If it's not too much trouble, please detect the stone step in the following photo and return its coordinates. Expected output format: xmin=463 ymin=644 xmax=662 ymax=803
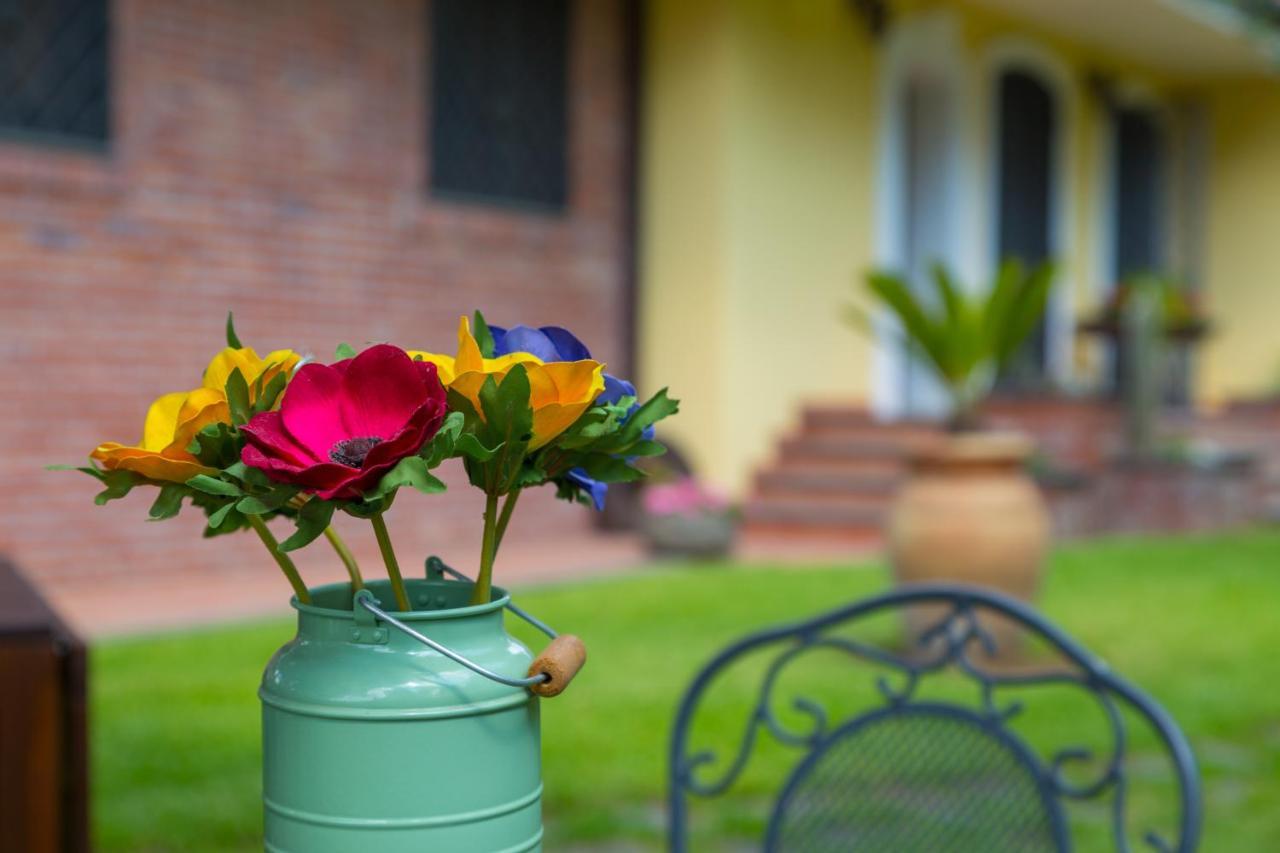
xmin=800 ymin=406 xmax=879 ymax=431
xmin=742 ymin=494 xmax=888 ymax=528
xmin=777 ymin=431 xmax=934 ymax=462
xmin=755 ymin=466 xmax=902 ymax=496
xmin=803 ymin=409 xmax=940 ymax=438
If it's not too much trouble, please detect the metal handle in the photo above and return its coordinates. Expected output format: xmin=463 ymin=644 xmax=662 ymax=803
xmin=356 ymin=592 xmax=551 ymax=690
xmin=426 ymin=556 xmax=557 ymax=640
xmin=351 ymin=557 xmax=563 ymax=691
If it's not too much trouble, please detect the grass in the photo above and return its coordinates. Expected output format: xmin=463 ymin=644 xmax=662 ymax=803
xmin=93 ymin=530 xmax=1280 ymax=851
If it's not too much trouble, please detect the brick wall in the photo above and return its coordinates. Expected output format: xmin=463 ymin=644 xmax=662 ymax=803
xmin=0 ymin=0 xmax=633 ymax=594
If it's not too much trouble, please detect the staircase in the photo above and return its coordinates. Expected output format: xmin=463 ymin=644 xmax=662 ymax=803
xmin=742 ymin=407 xmax=943 ymax=551
xmin=741 ymin=398 xmax=1280 ymax=555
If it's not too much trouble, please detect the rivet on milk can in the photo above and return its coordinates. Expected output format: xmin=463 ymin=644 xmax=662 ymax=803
xmin=260 ymin=557 xmax=585 ymax=852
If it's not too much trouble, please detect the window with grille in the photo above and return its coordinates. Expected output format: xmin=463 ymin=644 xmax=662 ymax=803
xmin=0 ymin=0 xmax=110 ymax=147
xmin=428 ymin=0 xmax=570 ymax=211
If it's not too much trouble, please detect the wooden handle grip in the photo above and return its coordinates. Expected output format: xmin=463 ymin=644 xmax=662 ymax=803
xmin=527 ymin=634 xmax=586 ymax=697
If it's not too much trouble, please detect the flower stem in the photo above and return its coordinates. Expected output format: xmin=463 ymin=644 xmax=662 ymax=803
xmin=322 ymin=525 xmax=364 ymax=592
xmin=469 ymin=492 xmax=501 ymax=606
xmin=370 ymin=512 xmax=411 ymax=611
xmin=247 ymin=515 xmax=311 ymax=605
xmin=493 ymin=488 xmax=522 ymax=556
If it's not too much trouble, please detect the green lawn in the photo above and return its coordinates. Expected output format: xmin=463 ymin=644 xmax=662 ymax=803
xmin=93 ymin=530 xmax=1280 ymax=851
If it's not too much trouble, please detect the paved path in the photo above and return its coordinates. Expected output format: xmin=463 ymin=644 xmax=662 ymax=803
xmin=41 ymin=529 xmax=649 ymax=638
xmin=36 ymin=526 xmax=880 ymax=638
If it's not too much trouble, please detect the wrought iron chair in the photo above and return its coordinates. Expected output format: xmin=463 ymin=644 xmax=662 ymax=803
xmin=668 ymin=584 xmax=1200 ymax=852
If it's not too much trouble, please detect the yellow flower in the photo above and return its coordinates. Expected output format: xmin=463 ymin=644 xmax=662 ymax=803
xmin=90 ymin=347 xmax=301 ymax=483
xmin=202 ymin=347 xmax=300 ymax=397
xmin=411 ymin=318 xmax=604 ymax=450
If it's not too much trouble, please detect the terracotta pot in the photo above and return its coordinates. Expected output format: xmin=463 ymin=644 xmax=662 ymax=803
xmin=888 ymin=432 xmax=1050 ymax=654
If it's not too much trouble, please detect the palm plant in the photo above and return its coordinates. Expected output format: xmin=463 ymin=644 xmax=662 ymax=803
xmin=851 ymin=260 xmax=1056 ymax=430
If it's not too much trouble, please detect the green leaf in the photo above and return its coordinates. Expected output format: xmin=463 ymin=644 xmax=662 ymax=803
xmin=252 ymin=371 xmax=288 ymax=414
xmin=626 ymin=439 xmax=668 ymax=458
xmin=867 ymin=271 xmax=952 ymax=382
xmin=335 ymin=342 xmax=357 ymax=360
xmin=603 ymin=389 xmax=679 ymax=450
xmin=187 ymin=422 xmax=242 ymax=469
xmin=473 ymin=310 xmax=495 ymax=359
xmin=420 ymin=411 xmax=464 ymax=468
xmin=477 ymin=365 xmax=534 ymax=494
xmin=226 ymin=311 xmax=243 ymax=348
xmin=279 ymin=499 xmax=335 ymax=552
xmin=930 ymin=264 xmax=980 ymax=381
xmin=446 ymin=388 xmax=481 ymax=423
xmin=220 ymin=461 xmax=269 ymax=488
xmin=363 ymin=456 xmax=448 ymax=501
xmin=338 ymin=498 xmax=384 ymax=520
xmin=236 ymin=484 xmax=298 ymax=515
xmin=577 ymin=455 xmax=645 ymax=483
xmin=93 ymin=470 xmax=138 ymax=505
xmin=187 ymin=474 xmax=244 ymax=497
xmin=992 ymin=261 xmax=1056 ymax=367
xmin=479 ymin=366 xmax=534 ymax=441
xmin=553 ymin=476 xmax=598 ymax=508
xmin=148 ymin=484 xmax=187 ymax=520
xmin=225 ymin=367 xmax=251 ymax=426
xmin=552 ymin=406 xmax=624 ymax=450
xmin=454 ymin=433 xmax=498 ymax=462
xmin=52 ymin=463 xmax=111 ymax=484
xmin=48 ymin=463 xmax=97 ymax=474
xmin=515 ymin=463 xmax=549 ymax=489
xmin=207 ymin=501 xmax=237 ymax=528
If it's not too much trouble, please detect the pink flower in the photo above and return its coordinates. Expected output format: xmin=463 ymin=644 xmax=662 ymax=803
xmin=643 ymin=477 xmax=730 ymax=517
xmin=241 ymin=345 xmax=447 ymax=501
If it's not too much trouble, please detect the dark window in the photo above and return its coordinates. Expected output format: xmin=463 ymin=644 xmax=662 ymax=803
xmin=0 ymin=0 xmax=110 ymax=147
xmin=428 ymin=0 xmax=570 ymax=210
xmin=1114 ymin=108 xmax=1164 ymax=280
xmin=995 ymin=69 xmax=1056 ymax=387
xmin=1111 ymin=107 xmax=1169 ymax=399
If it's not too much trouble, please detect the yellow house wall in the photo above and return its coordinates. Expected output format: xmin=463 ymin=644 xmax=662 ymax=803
xmin=1201 ymin=80 xmax=1280 ymax=405
xmin=640 ymin=0 xmax=733 ymax=486
xmin=642 ymin=0 xmax=877 ymax=493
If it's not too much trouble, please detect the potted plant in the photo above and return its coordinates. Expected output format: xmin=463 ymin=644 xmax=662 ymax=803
xmin=64 ymin=313 xmax=677 ymax=851
xmin=1077 ymin=272 xmax=1210 ymax=343
xmin=854 ymin=261 xmax=1056 ymax=611
xmin=1078 ymin=273 xmax=1212 ymax=459
xmin=642 ymin=475 xmax=737 ymax=559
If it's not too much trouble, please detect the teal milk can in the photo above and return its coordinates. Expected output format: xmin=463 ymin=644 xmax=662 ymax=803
xmin=260 ymin=562 xmax=573 ymax=853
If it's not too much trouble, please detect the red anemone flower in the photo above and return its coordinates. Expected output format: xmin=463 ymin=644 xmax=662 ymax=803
xmin=241 ymin=344 xmax=447 ymax=501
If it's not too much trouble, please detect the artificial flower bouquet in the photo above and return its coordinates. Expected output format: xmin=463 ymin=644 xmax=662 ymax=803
xmin=67 ymin=312 xmax=677 ymax=611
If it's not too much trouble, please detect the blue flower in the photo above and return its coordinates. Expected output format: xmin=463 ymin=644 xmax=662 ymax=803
xmin=566 ymin=468 xmax=610 ymax=511
xmin=490 ymin=322 xmax=654 ymax=511
xmin=490 ymin=324 xmax=592 ymax=363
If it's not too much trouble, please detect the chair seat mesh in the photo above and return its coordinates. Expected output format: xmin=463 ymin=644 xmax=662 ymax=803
xmin=770 ymin=709 xmax=1060 ymax=853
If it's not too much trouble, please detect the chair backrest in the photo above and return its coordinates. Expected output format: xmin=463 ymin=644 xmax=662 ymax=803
xmin=668 ymin=584 xmax=1200 ymax=852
